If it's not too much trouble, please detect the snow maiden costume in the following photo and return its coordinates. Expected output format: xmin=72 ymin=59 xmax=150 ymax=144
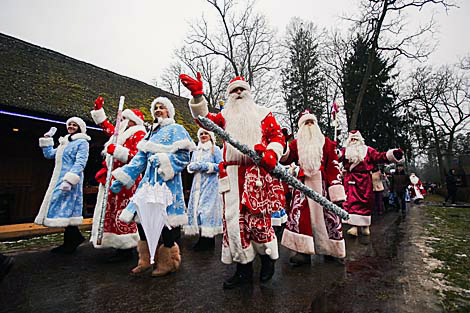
xmin=184 ymin=128 xmax=223 ymax=250
xmin=89 ymin=96 xmax=147 ymax=261
xmin=35 ymin=117 xmax=90 ymax=253
xmin=339 ymin=130 xmax=404 ymax=236
xmin=180 ymin=73 xmax=285 ymax=288
xmin=111 ymin=97 xmax=196 ymax=276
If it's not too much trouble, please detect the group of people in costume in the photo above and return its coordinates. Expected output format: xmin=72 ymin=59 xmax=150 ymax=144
xmin=33 ymin=70 xmax=410 ymax=289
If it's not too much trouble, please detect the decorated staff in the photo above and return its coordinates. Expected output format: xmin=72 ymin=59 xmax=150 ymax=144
xmin=89 ymin=96 xmax=147 ymax=263
xmin=331 ymin=101 xmax=339 ymax=142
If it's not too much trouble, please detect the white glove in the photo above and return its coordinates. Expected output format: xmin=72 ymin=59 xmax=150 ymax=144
xmin=44 ymin=127 xmax=57 ymax=137
xmin=119 ymin=209 xmax=135 ymax=223
xmin=59 ymin=181 xmax=72 ymax=191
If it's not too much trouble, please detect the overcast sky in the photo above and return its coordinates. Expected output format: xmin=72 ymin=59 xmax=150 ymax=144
xmin=0 ymin=0 xmax=468 ymax=85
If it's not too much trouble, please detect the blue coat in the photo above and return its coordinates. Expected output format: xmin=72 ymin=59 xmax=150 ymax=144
xmin=113 ymin=119 xmax=195 ymax=226
xmin=184 ymin=144 xmax=223 ymax=237
xmin=35 ymin=133 xmax=90 ymax=227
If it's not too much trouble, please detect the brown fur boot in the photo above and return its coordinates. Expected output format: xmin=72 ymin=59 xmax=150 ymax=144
xmin=170 ymin=243 xmax=181 ymax=271
xmin=152 ymin=245 xmax=175 ymax=277
xmin=131 ymin=240 xmax=151 ymax=275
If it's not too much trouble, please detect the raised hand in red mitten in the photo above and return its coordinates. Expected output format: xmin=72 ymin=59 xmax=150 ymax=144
xmin=94 ymin=96 xmax=104 ymax=110
xmin=260 ymin=150 xmax=278 ymax=172
xmin=107 ymin=144 xmax=116 ymax=155
xmin=393 ymin=148 xmax=404 ymax=161
xmin=179 ymin=72 xmax=204 ymax=97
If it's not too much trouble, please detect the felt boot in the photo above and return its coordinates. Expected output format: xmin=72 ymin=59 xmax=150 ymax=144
xmin=131 ymin=241 xmax=152 ymax=274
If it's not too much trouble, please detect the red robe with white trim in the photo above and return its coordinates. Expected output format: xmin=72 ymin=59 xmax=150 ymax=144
xmin=339 ymin=146 xmax=395 ymax=227
xmin=90 ymin=119 xmax=146 ymax=249
xmin=409 ymin=176 xmax=426 ymax=200
xmin=281 ymin=138 xmax=347 ymax=258
xmin=193 ymin=101 xmax=285 ymax=264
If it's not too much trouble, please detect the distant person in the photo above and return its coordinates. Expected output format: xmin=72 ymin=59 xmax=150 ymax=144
xmin=444 ymin=169 xmax=458 ymax=205
xmin=409 ymin=173 xmax=426 ymax=204
xmin=35 ymin=117 xmax=90 ymax=253
xmin=372 ymin=168 xmax=385 ymax=215
xmin=381 ymin=171 xmax=391 ymax=212
xmin=391 ymin=164 xmax=410 ymax=215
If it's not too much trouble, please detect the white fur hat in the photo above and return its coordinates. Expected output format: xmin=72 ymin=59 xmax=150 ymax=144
xmin=66 ymin=117 xmax=87 ymax=134
xmin=151 ymin=97 xmax=175 ymax=119
xmin=197 ymin=128 xmax=216 ymax=144
xmin=298 ymin=109 xmax=318 ymax=129
xmin=122 ymin=109 xmax=145 ymax=125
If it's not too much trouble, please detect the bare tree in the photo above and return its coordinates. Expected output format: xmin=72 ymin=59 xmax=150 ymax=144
xmin=407 ymin=64 xmax=470 ymax=182
xmin=160 ymin=62 xmax=185 ymax=97
xmin=345 ymin=0 xmax=456 ymax=130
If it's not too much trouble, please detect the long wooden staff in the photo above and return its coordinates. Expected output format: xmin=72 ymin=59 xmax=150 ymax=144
xmin=96 ymin=96 xmax=125 ymax=245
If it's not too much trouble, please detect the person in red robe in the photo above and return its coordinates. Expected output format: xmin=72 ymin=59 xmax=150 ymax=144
xmin=409 ymin=173 xmax=426 ymax=203
xmin=89 ymin=97 xmax=147 ymax=263
xmin=339 ymin=130 xmax=404 ymax=236
xmin=180 ymin=73 xmax=285 ymax=289
xmin=280 ymin=110 xmax=346 ymax=266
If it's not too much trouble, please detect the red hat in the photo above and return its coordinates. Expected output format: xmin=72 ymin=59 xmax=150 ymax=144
xmin=298 ymin=109 xmax=318 ymax=128
xmin=226 ymin=76 xmax=251 ymax=95
xmin=122 ymin=108 xmax=145 ymax=125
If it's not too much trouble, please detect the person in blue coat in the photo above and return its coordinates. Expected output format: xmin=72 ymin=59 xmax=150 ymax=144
xmin=184 ymin=128 xmax=223 ymax=251
xmin=111 ymin=97 xmax=196 ymax=277
xmin=35 ymin=117 xmax=90 ymax=253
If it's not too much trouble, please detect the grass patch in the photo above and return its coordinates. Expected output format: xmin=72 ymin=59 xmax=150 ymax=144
xmin=424 ymin=205 xmax=470 ymax=312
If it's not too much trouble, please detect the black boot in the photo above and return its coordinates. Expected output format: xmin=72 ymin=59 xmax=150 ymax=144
xmin=107 ymin=248 xmax=134 ymax=263
xmin=289 ymin=252 xmax=311 ymax=267
xmin=194 ymin=237 xmax=216 ymax=251
xmin=51 ymin=227 xmax=71 ymax=253
xmin=223 ymin=262 xmax=253 ymax=289
xmin=62 ymin=226 xmax=85 ymax=254
xmin=259 ymin=255 xmax=275 ymax=282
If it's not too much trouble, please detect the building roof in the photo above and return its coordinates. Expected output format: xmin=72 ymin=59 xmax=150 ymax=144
xmin=0 ymin=32 xmax=198 ymax=137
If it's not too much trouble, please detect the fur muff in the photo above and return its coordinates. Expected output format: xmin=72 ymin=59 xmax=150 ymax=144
xmin=131 ymin=240 xmax=152 ymax=274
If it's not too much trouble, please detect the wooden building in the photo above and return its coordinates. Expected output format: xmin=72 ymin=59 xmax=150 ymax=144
xmin=0 ymin=33 xmax=197 ymax=225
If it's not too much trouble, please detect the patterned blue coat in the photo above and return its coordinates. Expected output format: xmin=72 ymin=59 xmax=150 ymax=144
xmin=184 ymin=144 xmax=223 ymax=238
xmin=113 ymin=119 xmax=195 ymax=226
xmin=35 ymin=133 xmax=90 ymax=227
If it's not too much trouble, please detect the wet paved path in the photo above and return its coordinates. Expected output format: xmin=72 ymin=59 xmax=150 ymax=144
xmin=1 ymin=210 xmax=406 ymax=313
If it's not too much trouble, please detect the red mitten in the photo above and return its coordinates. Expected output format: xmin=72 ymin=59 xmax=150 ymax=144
xmin=179 ymin=72 xmax=204 ymax=97
xmin=95 ymin=168 xmax=107 ymax=184
xmin=107 ymin=144 xmax=116 ymax=155
xmin=393 ymin=148 xmax=404 ymax=160
xmin=260 ymin=149 xmax=277 ymax=172
xmin=94 ymin=96 xmax=104 ymax=110
xmin=254 ymin=143 xmax=267 ymax=155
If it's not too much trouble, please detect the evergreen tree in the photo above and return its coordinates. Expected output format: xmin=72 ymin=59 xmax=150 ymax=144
xmin=281 ymin=21 xmax=325 ymax=133
xmin=342 ymin=35 xmax=410 ymax=152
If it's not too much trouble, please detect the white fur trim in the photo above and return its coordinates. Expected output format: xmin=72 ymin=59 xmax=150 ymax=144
xmin=206 ymin=163 xmax=215 ymax=174
xmin=137 ymin=139 xmax=196 ymax=154
xmin=183 ymin=225 xmax=200 ymax=236
xmin=343 ymin=214 xmax=371 ymax=227
xmin=66 ymin=116 xmax=87 ymax=134
xmin=112 ymin=167 xmax=134 ymax=189
xmin=386 ymin=149 xmax=404 ymax=163
xmin=63 ymin=172 xmax=80 ymax=185
xmin=156 ymin=153 xmax=175 ymax=181
xmin=188 ymin=97 xmax=209 ymax=119
xmin=271 ymin=214 xmax=287 ymax=226
xmin=43 ymin=216 xmax=83 ymax=227
xmin=197 ymin=127 xmax=216 ymax=144
xmin=70 ymin=133 xmax=91 ymax=141
xmin=39 ymin=137 xmax=54 ymax=147
xmin=151 ymin=97 xmax=175 ymax=119
xmin=122 ymin=109 xmax=144 ymax=125
xmin=167 ymin=214 xmax=188 ymax=227
xmin=298 ymin=113 xmax=317 ymax=129
xmin=218 ymin=175 xmax=230 ymax=193
xmin=280 ymin=144 xmax=290 ymax=162
xmin=266 ymin=142 xmax=284 ymax=160
xmin=113 ymin=145 xmax=130 ymax=163
xmin=281 ymin=229 xmax=316 ymax=254
xmin=328 ymin=185 xmax=346 ymax=203
xmin=200 ymin=226 xmax=223 ymax=238
xmin=119 ymin=209 xmax=135 ymax=224
xmin=252 ymin=239 xmax=279 ymax=260
xmin=226 ymin=79 xmax=251 ymax=95
xmin=90 ymin=108 xmax=107 ymax=125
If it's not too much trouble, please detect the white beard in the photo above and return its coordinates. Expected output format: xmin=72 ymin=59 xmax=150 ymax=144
xmin=222 ymin=91 xmax=264 ymax=162
xmin=410 ymin=175 xmax=419 ymax=185
xmin=297 ymin=123 xmax=325 ymax=176
xmin=345 ymin=141 xmax=367 ymax=164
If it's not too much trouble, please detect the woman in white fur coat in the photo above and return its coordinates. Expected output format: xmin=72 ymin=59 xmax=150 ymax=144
xmin=184 ymin=128 xmax=223 ymax=250
xmin=35 ymin=117 xmax=90 ymax=253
